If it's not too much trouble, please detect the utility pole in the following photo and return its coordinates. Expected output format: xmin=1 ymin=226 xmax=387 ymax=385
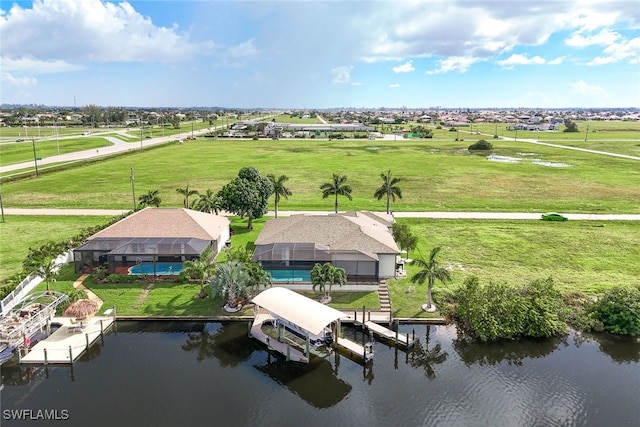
xmin=130 ymin=167 xmax=136 ymax=211
xmin=31 ymin=139 xmax=39 ymax=177
xmin=0 ymin=192 xmax=5 ymax=223
xmin=585 ymin=123 xmax=590 ymax=142
xmin=54 ymin=117 xmax=60 ymax=155
xmin=139 ymin=118 xmax=143 ymax=150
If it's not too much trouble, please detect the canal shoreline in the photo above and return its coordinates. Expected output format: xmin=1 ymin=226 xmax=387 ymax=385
xmin=114 ymin=315 xmax=448 ymax=324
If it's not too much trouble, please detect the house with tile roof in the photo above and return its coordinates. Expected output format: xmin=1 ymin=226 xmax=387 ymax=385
xmin=252 ymin=211 xmax=400 ymax=282
xmin=73 ymin=208 xmax=230 ymax=275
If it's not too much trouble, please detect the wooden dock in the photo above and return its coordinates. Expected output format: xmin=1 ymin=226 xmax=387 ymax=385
xmin=364 ymin=321 xmax=417 ymax=348
xmin=20 ymin=316 xmax=115 ymax=364
xmin=335 ymin=336 xmax=374 ymax=363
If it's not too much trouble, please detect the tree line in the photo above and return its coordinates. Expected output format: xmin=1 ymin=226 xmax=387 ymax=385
xmin=138 ymin=166 xmax=405 ymax=229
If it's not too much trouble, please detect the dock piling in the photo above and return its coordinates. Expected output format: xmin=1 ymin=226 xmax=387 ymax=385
xmin=68 ymin=346 xmax=73 ymax=363
xmin=44 ymin=348 xmax=48 ymax=365
xmin=85 ymin=333 xmax=90 ymax=350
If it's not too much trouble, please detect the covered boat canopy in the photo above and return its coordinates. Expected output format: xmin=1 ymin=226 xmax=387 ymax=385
xmin=252 ymin=287 xmax=347 ymax=336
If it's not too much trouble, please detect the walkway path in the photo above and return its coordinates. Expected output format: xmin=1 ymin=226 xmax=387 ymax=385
xmin=71 ymin=274 xmax=104 ymax=311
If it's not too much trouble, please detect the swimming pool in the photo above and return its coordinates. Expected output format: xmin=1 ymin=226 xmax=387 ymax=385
xmin=129 ymin=262 xmax=183 ymax=275
xmin=265 ymin=269 xmax=311 ymax=282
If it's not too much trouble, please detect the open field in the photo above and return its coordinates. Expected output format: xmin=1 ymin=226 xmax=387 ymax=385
xmin=273 ymin=114 xmax=323 ymax=124
xmin=2 ymin=138 xmax=639 ymax=213
xmin=0 ymin=215 xmax=114 ymax=279
xmin=0 ymin=137 xmax=113 ymax=167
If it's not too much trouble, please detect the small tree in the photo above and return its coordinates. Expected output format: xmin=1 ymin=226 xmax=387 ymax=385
xmin=311 ymin=262 xmax=346 ymax=304
xmin=180 ymin=247 xmax=215 ymax=298
xmin=320 ymin=173 xmax=353 ymax=213
xmin=34 ymin=256 xmax=62 ymax=294
xmin=219 ymin=167 xmax=273 ymax=230
xmin=468 ymin=140 xmax=493 ymax=151
xmin=138 ymin=190 xmax=161 ymax=208
xmin=391 ymin=223 xmax=417 ymax=259
xmin=563 ymin=119 xmax=579 ymax=133
xmin=373 ymin=170 xmax=402 ymax=214
xmin=194 ymin=189 xmax=222 ymax=215
xmin=267 ymin=174 xmax=292 ymax=218
xmin=210 ymin=260 xmax=250 ymax=312
xmin=176 ymin=184 xmax=199 ymax=208
xmin=410 ymin=247 xmax=451 ymax=312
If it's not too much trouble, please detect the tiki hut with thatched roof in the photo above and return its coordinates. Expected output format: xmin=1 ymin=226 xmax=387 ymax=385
xmin=64 ymin=299 xmax=99 ymax=319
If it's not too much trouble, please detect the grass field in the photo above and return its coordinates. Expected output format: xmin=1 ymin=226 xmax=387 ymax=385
xmin=0 ymin=215 xmax=114 ymax=279
xmin=2 ymin=137 xmax=639 ymax=213
xmin=0 ymin=137 xmax=114 ymax=167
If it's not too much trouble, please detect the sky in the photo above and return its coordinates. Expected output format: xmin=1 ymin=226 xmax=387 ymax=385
xmin=1 ymin=0 xmax=639 ymax=109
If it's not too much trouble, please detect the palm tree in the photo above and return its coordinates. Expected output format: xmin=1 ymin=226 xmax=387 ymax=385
xmin=176 ymin=184 xmax=199 ymax=208
xmin=194 ymin=189 xmax=222 ymax=214
xmin=320 ymin=173 xmax=352 ymax=213
xmin=410 ymin=247 xmax=451 ymax=312
xmin=210 ymin=259 xmax=250 ymax=311
xmin=374 ymin=170 xmax=402 ymax=214
xmin=138 ymin=189 xmax=161 ymax=208
xmin=311 ymin=262 xmax=346 ymax=304
xmin=267 ymin=174 xmax=292 ymax=218
xmin=180 ymin=247 xmax=215 ymax=298
xmin=28 ymin=253 xmax=62 ymax=294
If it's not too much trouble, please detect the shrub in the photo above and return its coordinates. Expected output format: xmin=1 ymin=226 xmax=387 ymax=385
xmin=587 ymin=287 xmax=640 ymax=335
xmin=106 ymin=274 xmax=138 ymax=283
xmin=468 ymin=140 xmax=493 ymax=150
xmin=452 ymin=276 xmax=567 ymax=341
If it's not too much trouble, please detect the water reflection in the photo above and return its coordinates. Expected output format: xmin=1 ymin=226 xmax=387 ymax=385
xmin=254 ymin=353 xmax=352 ymax=408
xmin=453 ymin=333 xmax=567 ymax=366
xmin=181 ymin=322 xmax=255 ymax=366
xmin=407 ymin=325 xmax=448 ymax=378
xmin=573 ymin=331 xmax=640 ymax=363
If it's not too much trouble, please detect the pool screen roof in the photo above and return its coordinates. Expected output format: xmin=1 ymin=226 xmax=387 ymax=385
xmin=76 ymin=237 xmax=210 ymax=256
xmin=252 ymin=287 xmax=347 ymax=336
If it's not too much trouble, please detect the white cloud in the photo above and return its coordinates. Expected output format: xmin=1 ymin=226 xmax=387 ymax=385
xmin=0 ymin=0 xmax=210 ymax=64
xmin=226 ymin=39 xmax=259 ymax=59
xmin=547 ymin=56 xmax=566 ymax=65
xmin=1 ymin=57 xmax=83 ymax=73
xmin=427 ymin=56 xmax=480 ymax=74
xmin=330 ymin=65 xmax=353 ymax=84
xmin=1 ymin=72 xmax=37 ymax=86
xmin=570 ymin=80 xmax=607 ymax=97
xmin=389 ymin=83 xmax=400 ymax=88
xmin=586 ymin=37 xmax=640 ymax=65
xmin=392 ymin=60 xmax=415 ymax=73
xmin=497 ymin=54 xmax=546 ymax=68
xmin=565 ymin=28 xmax=620 ymax=47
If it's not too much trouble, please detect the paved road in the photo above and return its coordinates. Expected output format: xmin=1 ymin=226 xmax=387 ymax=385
xmin=3 ymin=208 xmax=639 ymax=220
xmin=0 ymin=116 xmax=276 ymax=175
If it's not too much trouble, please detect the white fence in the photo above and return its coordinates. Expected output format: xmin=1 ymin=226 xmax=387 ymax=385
xmin=0 ymin=251 xmax=73 ymax=316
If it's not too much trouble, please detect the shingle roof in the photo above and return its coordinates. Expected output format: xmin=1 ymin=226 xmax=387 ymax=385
xmin=90 ymin=208 xmax=229 ymax=241
xmin=254 ymin=211 xmax=400 ymax=254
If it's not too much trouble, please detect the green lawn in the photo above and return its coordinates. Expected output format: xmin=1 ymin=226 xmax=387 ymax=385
xmin=0 ymin=137 xmax=113 ymax=167
xmin=12 ymin=215 xmax=640 ymax=318
xmin=3 ymin=138 xmax=639 ymax=213
xmin=0 ymin=215 xmax=115 ymax=280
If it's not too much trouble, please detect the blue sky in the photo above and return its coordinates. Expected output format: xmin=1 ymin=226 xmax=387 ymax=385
xmin=1 ymin=0 xmax=639 ymax=108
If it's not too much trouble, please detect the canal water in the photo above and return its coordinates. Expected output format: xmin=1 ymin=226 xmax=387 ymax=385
xmin=1 ymin=322 xmax=639 ymax=427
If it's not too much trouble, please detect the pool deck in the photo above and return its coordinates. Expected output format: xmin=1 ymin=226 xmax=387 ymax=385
xmin=20 ymin=316 xmax=115 ymax=364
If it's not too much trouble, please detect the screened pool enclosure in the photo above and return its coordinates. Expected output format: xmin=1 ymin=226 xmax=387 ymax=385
xmin=74 ymin=237 xmax=212 ymax=275
xmin=252 ymin=242 xmax=379 ymax=280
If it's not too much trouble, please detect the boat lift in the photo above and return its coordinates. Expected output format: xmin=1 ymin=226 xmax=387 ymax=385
xmin=0 ymin=291 xmax=69 ymax=363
